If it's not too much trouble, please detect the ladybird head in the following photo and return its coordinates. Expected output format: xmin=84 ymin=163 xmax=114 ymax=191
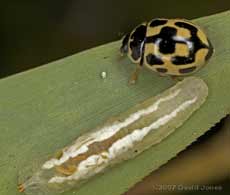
xmin=121 ymin=24 xmax=147 ymax=64
xmin=120 ymin=33 xmax=130 ymax=55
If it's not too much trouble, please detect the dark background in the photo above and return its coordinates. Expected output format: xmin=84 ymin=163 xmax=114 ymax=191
xmin=1 ymin=0 xmax=230 ymax=78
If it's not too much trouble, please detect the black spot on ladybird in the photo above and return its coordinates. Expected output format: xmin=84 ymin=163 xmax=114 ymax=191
xmin=158 ymin=27 xmax=177 ymax=54
xmin=171 ymin=56 xmax=194 ymax=65
xmin=149 ymin=19 xmax=168 ymax=27
xmin=146 ymin=27 xmax=177 ymax=54
xmin=130 ymin=25 xmax=146 ymax=40
xmin=179 ymin=66 xmax=196 ymax=74
xmin=175 ymin=22 xmax=198 ymax=36
xmin=146 ymin=54 xmax=164 ymax=65
xmin=156 ymin=68 xmax=168 ymax=73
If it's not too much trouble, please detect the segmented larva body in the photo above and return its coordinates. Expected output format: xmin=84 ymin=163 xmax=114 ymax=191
xmin=18 ymin=77 xmax=208 ymax=194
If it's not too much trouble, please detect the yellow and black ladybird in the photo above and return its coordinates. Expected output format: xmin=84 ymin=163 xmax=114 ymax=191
xmin=120 ymin=18 xmax=213 ymax=83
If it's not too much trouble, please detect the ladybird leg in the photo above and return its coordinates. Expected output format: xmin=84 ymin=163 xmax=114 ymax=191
xmin=129 ymin=64 xmax=142 ymax=84
xmin=18 ymin=184 xmax=25 ymax=192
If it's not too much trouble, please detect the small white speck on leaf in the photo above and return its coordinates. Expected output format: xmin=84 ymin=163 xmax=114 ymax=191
xmin=100 ymin=71 xmax=107 ymax=79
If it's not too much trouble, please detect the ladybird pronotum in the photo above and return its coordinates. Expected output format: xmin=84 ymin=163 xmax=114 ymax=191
xmin=18 ymin=77 xmax=208 ymax=194
xmin=120 ymin=18 xmax=214 ymax=83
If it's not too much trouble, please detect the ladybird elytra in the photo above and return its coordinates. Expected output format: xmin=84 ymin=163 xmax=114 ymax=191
xmin=120 ymin=18 xmax=214 ymax=82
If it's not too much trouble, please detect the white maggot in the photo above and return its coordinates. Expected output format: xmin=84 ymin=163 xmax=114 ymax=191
xmin=18 ymin=77 xmax=208 ymax=194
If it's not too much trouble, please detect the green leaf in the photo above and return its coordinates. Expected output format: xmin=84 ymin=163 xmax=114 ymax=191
xmin=0 ymin=11 xmax=229 ymax=195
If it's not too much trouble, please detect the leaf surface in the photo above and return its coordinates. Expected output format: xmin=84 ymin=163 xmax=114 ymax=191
xmin=0 ymin=11 xmax=229 ymax=195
